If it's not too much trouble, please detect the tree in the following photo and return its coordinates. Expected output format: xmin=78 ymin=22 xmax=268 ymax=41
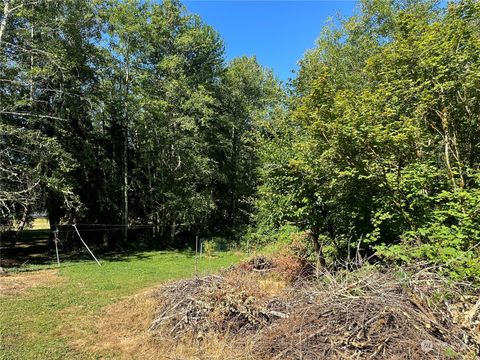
xmin=101 ymin=0 xmax=147 ymax=244
xmin=255 ymin=0 xmax=480 ymax=275
xmin=212 ymin=56 xmax=283 ymax=236
xmin=128 ymin=0 xmax=224 ymax=244
xmin=0 ymin=0 xmax=97 ymax=239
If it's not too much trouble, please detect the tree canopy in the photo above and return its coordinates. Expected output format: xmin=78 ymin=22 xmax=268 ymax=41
xmin=0 ymin=0 xmax=281 ymax=247
xmin=256 ymin=0 xmax=480 ymax=277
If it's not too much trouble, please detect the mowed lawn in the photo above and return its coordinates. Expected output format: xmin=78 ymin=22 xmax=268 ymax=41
xmin=0 ymin=250 xmax=244 ymax=359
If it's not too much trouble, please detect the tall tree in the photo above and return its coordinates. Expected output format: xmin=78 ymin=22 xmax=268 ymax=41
xmin=131 ymin=0 xmax=224 ymax=243
xmin=102 ymin=0 xmax=147 ymax=244
xmin=0 ymin=0 xmax=97 ymax=238
xmin=214 ymin=56 xmax=283 ymax=236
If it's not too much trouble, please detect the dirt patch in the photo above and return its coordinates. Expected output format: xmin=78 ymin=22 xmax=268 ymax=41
xmin=0 ymin=269 xmax=61 ymax=296
xmin=82 ymin=287 xmax=247 ymax=360
xmin=68 ymin=282 xmax=258 ymax=359
xmin=63 ymin=288 xmax=162 ymax=359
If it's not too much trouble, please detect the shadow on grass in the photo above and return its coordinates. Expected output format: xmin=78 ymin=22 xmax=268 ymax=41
xmin=0 ymin=229 xmax=196 ymax=270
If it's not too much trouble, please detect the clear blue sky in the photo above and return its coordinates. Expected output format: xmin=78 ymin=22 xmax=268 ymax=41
xmin=184 ymin=0 xmax=358 ymax=83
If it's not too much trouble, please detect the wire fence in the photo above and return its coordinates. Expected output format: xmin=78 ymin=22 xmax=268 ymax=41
xmin=1 ymin=222 xmax=244 ymax=275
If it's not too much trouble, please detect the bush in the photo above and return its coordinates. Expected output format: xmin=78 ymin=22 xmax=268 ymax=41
xmin=375 ymin=185 xmax=480 ymax=283
xmin=201 ymin=237 xmax=232 ymax=256
xmin=242 ymin=224 xmax=302 ymax=253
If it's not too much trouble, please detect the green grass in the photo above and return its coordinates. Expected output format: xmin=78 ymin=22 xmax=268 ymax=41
xmin=0 ymin=250 xmax=244 ymax=360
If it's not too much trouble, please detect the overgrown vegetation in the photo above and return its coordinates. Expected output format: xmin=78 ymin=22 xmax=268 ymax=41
xmin=2 ymin=0 xmax=479 ymax=279
xmin=254 ymin=0 xmax=480 ymax=280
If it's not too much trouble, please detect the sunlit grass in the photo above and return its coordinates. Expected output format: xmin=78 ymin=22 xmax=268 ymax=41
xmin=11 ymin=218 xmax=50 ymax=231
xmin=0 ymin=250 xmax=244 ymax=360
xmin=30 ymin=218 xmax=50 ymax=230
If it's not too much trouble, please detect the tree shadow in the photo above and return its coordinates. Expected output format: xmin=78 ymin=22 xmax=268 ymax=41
xmin=0 ymin=229 xmax=187 ymax=269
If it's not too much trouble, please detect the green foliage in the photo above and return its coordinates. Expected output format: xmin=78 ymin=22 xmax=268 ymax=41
xmin=243 ymin=224 xmax=302 ymax=252
xmin=255 ymin=0 xmax=480 ymax=276
xmin=376 ymin=177 xmax=480 ymax=281
xmin=202 ymin=239 xmax=216 ymax=256
xmin=201 ymin=236 xmax=233 ymax=255
xmin=3 ymin=0 xmax=479 ymax=277
xmin=212 ymin=56 xmax=284 ymax=235
xmin=1 ymin=0 xmax=282 ymax=247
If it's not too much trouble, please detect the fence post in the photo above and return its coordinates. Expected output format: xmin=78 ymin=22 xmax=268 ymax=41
xmin=54 ymin=225 xmax=60 ymax=266
xmin=195 ymin=235 xmax=199 ymax=277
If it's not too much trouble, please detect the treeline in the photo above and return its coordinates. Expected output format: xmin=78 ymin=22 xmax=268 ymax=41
xmin=254 ymin=0 xmax=480 ymax=278
xmin=2 ymin=0 xmax=480 ymax=275
xmin=0 ymin=0 xmax=282 ymax=247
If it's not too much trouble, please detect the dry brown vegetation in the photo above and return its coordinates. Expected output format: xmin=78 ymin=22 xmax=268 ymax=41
xmin=88 ymin=253 xmax=480 ymax=359
xmin=0 ymin=269 xmax=61 ymax=296
xmin=88 ymin=289 xmax=160 ymax=359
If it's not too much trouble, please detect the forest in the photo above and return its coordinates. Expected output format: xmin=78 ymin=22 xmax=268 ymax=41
xmin=2 ymin=0 xmax=479 ymax=278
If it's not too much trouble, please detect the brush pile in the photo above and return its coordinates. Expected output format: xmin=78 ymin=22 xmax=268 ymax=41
xmin=149 ymin=256 xmax=480 ymax=359
xmin=149 ymin=274 xmax=291 ymax=338
xmin=252 ymin=270 xmax=480 ymax=359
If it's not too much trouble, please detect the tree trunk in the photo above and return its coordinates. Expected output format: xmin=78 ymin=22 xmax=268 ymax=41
xmin=122 ymin=47 xmax=130 ymax=245
xmin=230 ymin=124 xmax=237 ymax=229
xmin=11 ymin=205 xmax=29 ymax=248
xmin=29 ymin=11 xmax=34 ymax=103
xmin=103 ymin=231 xmax=109 ymax=248
xmin=309 ymin=228 xmax=326 ymax=271
xmin=0 ymin=0 xmax=10 ymax=50
xmin=170 ymin=217 xmax=176 ymax=244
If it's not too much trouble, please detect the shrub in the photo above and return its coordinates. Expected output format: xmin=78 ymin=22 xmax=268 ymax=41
xmin=242 ymin=224 xmax=302 ymax=253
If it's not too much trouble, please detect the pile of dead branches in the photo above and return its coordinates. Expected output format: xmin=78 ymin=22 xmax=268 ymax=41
xmin=149 ymin=273 xmax=290 ymax=339
xmin=252 ymin=269 xmax=479 ymax=359
xmin=236 ymin=253 xmax=315 ymax=283
xmin=148 ymin=257 xmax=480 ymax=359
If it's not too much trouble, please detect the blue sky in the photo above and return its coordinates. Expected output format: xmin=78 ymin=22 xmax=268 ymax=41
xmin=184 ymin=0 xmax=358 ymax=83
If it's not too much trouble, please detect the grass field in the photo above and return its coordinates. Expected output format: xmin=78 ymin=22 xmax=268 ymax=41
xmin=30 ymin=218 xmax=50 ymax=230
xmin=0 ymin=250 xmax=244 ymax=359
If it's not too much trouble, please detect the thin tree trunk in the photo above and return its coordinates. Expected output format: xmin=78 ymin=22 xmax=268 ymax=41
xmin=170 ymin=217 xmax=176 ymax=244
xmin=122 ymin=47 xmax=130 ymax=244
xmin=309 ymin=228 xmax=326 ymax=271
xmin=103 ymin=231 xmax=109 ymax=248
xmin=29 ymin=12 xmax=34 ymax=103
xmin=0 ymin=0 xmax=10 ymax=51
xmin=230 ymin=124 xmax=237 ymax=228
xmin=147 ymin=159 xmax=155 ymax=235
xmin=439 ymin=108 xmax=456 ymax=191
xmin=451 ymin=130 xmax=465 ymax=188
